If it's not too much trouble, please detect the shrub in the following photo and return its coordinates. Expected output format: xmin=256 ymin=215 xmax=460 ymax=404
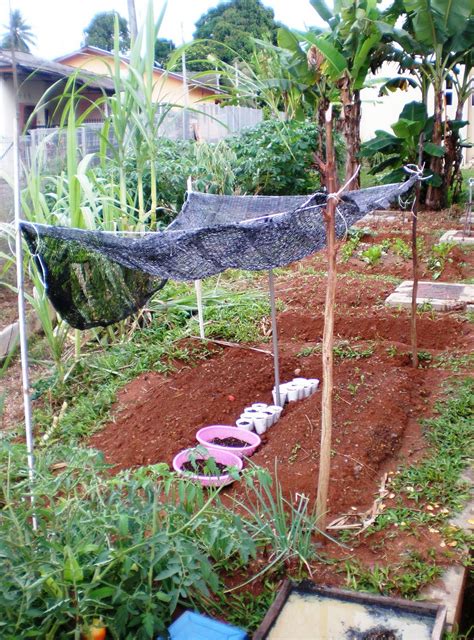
xmin=229 ymin=118 xmax=343 ymax=195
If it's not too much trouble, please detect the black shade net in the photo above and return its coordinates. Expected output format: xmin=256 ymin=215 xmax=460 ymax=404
xmin=21 ymin=178 xmax=416 ymax=329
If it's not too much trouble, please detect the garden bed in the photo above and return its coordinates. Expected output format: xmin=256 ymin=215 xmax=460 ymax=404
xmin=86 ymin=207 xmax=472 ymax=596
xmin=1 ymin=207 xmax=472 ymax=636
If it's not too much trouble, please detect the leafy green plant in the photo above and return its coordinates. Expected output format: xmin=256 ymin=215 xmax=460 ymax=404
xmin=361 ymin=245 xmax=383 ymax=266
xmin=340 ymin=228 xmax=369 ymax=262
xmin=427 ymin=241 xmax=455 ymax=279
xmin=333 ymin=340 xmax=375 ymax=359
xmin=297 ymin=344 xmax=321 ymax=358
xmin=229 ymin=119 xmax=343 ymax=195
xmin=0 ymin=442 xmax=328 ymax=638
xmin=360 ymin=101 xmax=444 ymax=185
xmin=391 ymin=237 xmax=412 ymax=260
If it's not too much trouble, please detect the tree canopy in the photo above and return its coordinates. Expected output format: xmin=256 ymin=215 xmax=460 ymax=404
xmin=1 ymin=9 xmax=36 ymax=53
xmin=83 ymin=11 xmax=130 ymax=53
xmin=188 ymin=0 xmax=280 ymax=70
xmin=154 ymin=37 xmax=176 ymax=67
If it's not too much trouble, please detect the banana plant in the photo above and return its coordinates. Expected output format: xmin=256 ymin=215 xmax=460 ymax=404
xmin=361 ymin=100 xmax=442 ymax=182
xmin=288 ymin=0 xmax=386 ymax=189
xmin=377 ymin=0 xmax=473 ymax=207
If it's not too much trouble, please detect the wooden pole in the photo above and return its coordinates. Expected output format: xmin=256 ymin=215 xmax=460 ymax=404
xmin=410 ymin=136 xmax=424 ymax=369
xmin=316 ymin=106 xmax=337 ymax=530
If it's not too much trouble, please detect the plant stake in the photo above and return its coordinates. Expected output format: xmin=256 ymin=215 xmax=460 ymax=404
xmin=410 ymin=136 xmax=424 ymax=369
xmin=316 ymin=105 xmax=337 ymax=529
xmin=9 ymin=7 xmax=37 ymax=529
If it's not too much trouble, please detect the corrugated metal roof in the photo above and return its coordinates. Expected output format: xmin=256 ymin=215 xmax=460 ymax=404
xmin=0 ymin=49 xmax=115 ymax=91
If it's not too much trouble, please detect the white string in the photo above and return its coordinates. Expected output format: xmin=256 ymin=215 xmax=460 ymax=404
xmin=327 ymin=165 xmax=361 ymax=202
xmin=403 ymin=163 xmax=431 ymax=181
xmin=335 ymin=205 xmax=349 ymax=239
xmin=28 ymin=222 xmax=48 ymax=289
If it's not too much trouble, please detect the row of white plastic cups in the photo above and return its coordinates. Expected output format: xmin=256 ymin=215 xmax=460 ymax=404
xmin=272 ymin=377 xmax=320 ymax=405
xmin=236 ymin=402 xmax=283 ymax=435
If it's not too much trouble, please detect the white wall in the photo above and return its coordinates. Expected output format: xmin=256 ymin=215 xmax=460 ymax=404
xmin=0 ymin=75 xmax=51 ymax=181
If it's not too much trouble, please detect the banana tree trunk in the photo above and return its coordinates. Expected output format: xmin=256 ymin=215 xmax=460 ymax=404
xmin=444 ymin=101 xmax=465 ymax=203
xmin=314 ymin=97 xmax=330 ymax=188
xmin=425 ymin=86 xmax=445 ymax=210
xmin=340 ymin=85 xmax=361 ymax=191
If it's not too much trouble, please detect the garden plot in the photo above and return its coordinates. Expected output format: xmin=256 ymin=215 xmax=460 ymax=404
xmin=85 ymin=207 xmax=473 ymax=601
xmin=2 ymin=206 xmax=472 ymax=636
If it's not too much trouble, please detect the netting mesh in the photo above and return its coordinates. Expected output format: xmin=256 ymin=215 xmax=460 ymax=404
xmin=21 ymin=178 xmax=417 ymax=329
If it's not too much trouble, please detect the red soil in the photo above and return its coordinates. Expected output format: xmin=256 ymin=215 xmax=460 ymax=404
xmin=89 ymin=209 xmax=473 ymax=530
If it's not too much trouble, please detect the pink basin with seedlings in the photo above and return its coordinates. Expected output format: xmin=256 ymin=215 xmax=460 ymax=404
xmin=196 ymin=425 xmax=261 ymax=458
xmin=173 ymin=446 xmax=243 ymax=487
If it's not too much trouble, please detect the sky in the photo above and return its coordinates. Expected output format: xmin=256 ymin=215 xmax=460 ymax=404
xmin=0 ymin=0 xmax=322 ymax=60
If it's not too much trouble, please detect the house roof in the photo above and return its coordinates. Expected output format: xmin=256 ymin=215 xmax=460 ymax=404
xmin=0 ymin=49 xmax=115 ymax=91
xmin=55 ymin=46 xmax=221 ymax=95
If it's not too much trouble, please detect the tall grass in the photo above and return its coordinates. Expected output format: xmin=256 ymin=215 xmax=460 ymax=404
xmin=0 ymin=2 xmax=202 ymax=375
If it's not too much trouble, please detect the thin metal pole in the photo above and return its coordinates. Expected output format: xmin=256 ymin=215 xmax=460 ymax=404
xmin=268 ymin=269 xmax=281 ymax=406
xmin=10 ymin=26 xmax=37 ymax=529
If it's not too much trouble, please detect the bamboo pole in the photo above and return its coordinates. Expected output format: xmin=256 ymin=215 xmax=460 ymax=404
xmin=316 ymin=106 xmax=337 ymax=530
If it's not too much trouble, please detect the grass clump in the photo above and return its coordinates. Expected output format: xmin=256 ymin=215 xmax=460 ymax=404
xmin=363 ymin=379 xmax=473 ymax=534
xmin=344 ymin=552 xmax=442 ymax=598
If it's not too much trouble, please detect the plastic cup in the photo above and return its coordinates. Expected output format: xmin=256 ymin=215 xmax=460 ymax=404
xmin=262 ymin=410 xmax=274 ymax=428
xmin=252 ymin=402 xmax=268 ymax=412
xmin=272 ymin=386 xmax=287 ymax=406
xmin=253 ymin=412 xmax=268 ymax=434
xmin=236 ymin=418 xmax=254 ymax=431
xmin=286 ymin=383 xmax=299 ymax=402
xmin=267 ymin=405 xmax=283 ymax=423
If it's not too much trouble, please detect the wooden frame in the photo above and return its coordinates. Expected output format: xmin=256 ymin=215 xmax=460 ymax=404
xmin=253 ymin=580 xmax=446 ymax=640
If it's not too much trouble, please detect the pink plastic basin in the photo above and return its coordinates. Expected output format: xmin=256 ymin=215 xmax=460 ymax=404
xmin=196 ymin=425 xmax=261 ymax=458
xmin=172 ymin=446 xmax=243 ymax=487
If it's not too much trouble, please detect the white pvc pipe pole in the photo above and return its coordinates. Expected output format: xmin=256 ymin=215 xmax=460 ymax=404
xmin=11 ymin=39 xmax=37 ymax=529
xmin=194 ymin=279 xmax=205 ymax=339
xmin=186 ymin=176 xmax=206 ymax=340
xmin=268 ymin=269 xmax=281 ymax=406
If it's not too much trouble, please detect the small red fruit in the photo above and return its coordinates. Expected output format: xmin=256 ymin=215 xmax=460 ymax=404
xmin=227 ymin=394 xmax=236 ymax=402
xmin=82 ymin=620 xmax=106 ymax=640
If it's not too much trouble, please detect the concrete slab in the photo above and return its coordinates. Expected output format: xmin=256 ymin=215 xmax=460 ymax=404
xmin=355 ymin=210 xmax=403 ymax=226
xmin=0 ymin=322 xmax=19 ymax=360
xmin=439 ymin=230 xmax=474 ymax=245
xmin=421 ymin=565 xmax=467 ymax=630
xmin=421 ymin=466 xmax=473 ymax=630
xmin=385 ymin=280 xmax=474 ymax=311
